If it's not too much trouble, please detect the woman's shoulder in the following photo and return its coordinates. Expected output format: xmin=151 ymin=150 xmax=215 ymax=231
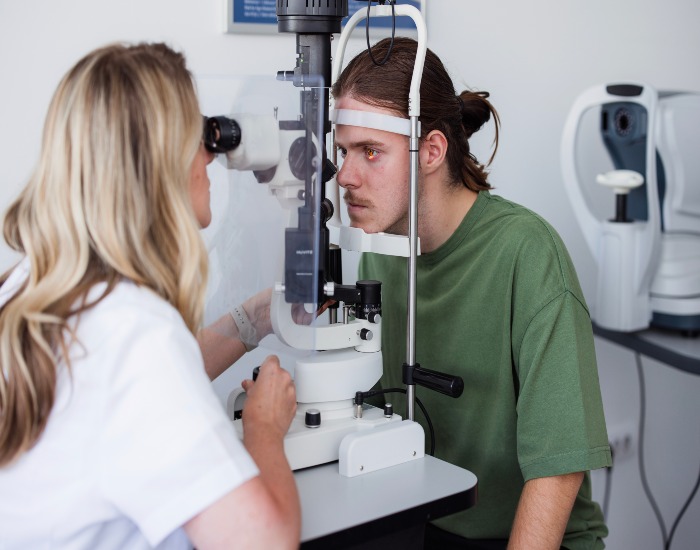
xmin=95 ymin=281 xmax=182 ymax=321
xmin=75 ymin=280 xmax=192 ymax=352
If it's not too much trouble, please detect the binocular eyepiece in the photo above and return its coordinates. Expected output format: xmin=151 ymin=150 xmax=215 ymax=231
xmin=202 ymin=115 xmax=242 ymax=154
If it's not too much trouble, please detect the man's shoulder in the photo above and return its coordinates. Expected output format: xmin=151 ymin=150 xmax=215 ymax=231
xmin=479 ymin=194 xmax=586 ymax=299
xmin=480 ymin=193 xmax=558 ymax=235
xmin=479 ymin=194 xmax=573 ymax=259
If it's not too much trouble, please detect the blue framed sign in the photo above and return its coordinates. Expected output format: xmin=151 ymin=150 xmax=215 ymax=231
xmin=225 ymin=0 xmax=423 ymax=35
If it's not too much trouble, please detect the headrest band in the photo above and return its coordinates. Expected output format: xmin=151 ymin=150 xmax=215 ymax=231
xmin=330 ymin=109 xmax=413 ymax=136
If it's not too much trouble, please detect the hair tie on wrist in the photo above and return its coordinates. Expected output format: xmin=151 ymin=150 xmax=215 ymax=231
xmin=231 ymin=306 xmax=259 ymax=352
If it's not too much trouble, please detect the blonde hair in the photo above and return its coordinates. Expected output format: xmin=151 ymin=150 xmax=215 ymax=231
xmin=0 ymin=43 xmax=208 ymax=466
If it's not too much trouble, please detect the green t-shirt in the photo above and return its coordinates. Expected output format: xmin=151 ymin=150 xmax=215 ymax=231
xmin=359 ymin=192 xmax=612 ymax=549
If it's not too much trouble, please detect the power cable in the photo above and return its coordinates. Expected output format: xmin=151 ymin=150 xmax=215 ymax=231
xmin=635 ymin=351 xmax=669 ymax=545
xmin=634 ymin=352 xmax=700 ymax=548
xmin=602 ymin=464 xmax=613 ymax=522
xmin=365 ymin=0 xmax=396 ymax=66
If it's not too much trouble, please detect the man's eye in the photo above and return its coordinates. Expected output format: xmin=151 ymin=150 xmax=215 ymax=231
xmin=365 ymin=148 xmax=379 ymax=160
xmin=337 ymin=146 xmax=347 ymax=158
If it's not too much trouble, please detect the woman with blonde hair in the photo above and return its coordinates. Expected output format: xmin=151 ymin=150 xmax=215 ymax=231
xmin=0 ymin=43 xmax=300 ymax=549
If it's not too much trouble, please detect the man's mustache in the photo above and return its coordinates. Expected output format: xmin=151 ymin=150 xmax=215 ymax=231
xmin=343 ymin=191 xmax=372 ymax=208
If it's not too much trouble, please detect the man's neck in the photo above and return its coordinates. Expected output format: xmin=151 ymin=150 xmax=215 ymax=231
xmin=417 ymin=183 xmax=478 ymax=253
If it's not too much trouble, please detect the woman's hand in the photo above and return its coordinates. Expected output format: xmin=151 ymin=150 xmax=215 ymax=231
xmin=242 ymin=287 xmax=335 ymax=341
xmin=241 ymin=355 xmax=296 ymax=440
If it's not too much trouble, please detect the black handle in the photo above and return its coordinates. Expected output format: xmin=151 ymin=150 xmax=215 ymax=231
xmin=410 ymin=365 xmax=464 ymax=398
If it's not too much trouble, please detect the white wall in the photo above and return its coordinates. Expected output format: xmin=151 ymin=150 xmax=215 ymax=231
xmin=1 ymin=1 xmax=699 ymax=548
xmin=0 ymin=0 xmax=295 ymax=267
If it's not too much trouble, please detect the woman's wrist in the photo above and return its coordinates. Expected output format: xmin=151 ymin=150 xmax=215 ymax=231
xmin=231 ymin=305 xmax=260 ymax=352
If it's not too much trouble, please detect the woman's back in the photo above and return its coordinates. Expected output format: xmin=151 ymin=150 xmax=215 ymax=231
xmin=0 ymin=260 xmax=258 ymax=549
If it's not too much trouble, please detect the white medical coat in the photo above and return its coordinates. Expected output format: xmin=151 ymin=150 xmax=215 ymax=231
xmin=0 ymin=260 xmax=259 ymax=549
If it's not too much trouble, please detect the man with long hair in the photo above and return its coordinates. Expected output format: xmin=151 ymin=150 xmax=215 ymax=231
xmin=332 ymin=37 xmax=612 ymax=550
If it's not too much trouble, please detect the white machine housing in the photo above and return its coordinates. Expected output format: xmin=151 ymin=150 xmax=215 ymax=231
xmin=561 ymin=82 xmax=700 ymax=333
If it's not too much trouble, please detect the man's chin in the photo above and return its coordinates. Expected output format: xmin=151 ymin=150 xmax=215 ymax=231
xmin=349 ymin=219 xmax=376 ymax=234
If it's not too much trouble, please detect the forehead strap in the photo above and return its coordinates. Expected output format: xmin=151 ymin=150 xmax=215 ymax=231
xmin=330 ymin=108 xmax=414 ymax=136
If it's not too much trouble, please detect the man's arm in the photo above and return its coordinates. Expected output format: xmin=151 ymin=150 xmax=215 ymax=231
xmin=508 ymin=471 xmax=584 ymax=550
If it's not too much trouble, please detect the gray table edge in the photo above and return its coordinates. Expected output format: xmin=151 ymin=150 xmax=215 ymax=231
xmin=295 ymin=455 xmax=478 ymax=549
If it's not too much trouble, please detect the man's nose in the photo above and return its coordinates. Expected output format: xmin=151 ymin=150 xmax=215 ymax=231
xmin=336 ymin=158 xmax=357 ymax=189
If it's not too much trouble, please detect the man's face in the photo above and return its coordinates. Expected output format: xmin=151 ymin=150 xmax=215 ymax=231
xmin=334 ymin=96 xmax=411 ymax=235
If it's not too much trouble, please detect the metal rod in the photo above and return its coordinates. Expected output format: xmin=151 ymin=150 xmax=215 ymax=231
xmin=406 ymin=115 xmax=420 ymax=421
xmin=615 ymin=193 xmax=628 ymax=222
xmin=330 ymin=3 xmax=427 ymax=422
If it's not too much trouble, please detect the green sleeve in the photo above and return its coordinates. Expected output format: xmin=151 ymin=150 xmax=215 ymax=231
xmin=515 ymin=291 xmax=612 ymax=481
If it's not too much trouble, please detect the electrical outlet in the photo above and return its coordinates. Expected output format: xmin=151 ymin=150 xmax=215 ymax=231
xmin=608 ymin=425 xmax=636 ymax=463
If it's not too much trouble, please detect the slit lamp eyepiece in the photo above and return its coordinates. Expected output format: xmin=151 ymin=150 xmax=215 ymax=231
xmin=203 ymin=115 xmax=242 ymax=154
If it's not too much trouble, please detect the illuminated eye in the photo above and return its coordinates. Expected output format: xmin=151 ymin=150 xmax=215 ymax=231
xmin=337 ymin=146 xmax=347 ymax=158
xmin=365 ymin=148 xmax=379 ymax=160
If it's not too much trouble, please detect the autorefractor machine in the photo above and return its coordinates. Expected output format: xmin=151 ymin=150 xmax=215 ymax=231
xmin=561 ymin=83 xmax=700 ymax=334
xmin=202 ymin=1 xmax=464 ymax=477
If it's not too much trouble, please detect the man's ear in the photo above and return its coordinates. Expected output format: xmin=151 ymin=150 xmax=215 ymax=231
xmin=419 ymin=130 xmax=448 ymax=175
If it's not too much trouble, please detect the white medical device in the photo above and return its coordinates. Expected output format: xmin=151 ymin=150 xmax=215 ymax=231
xmin=216 ymin=2 xmax=458 ymax=477
xmin=561 ymin=83 xmax=700 ymax=334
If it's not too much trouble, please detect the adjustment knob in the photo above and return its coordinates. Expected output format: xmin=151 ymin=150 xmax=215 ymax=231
xmin=252 ymin=366 xmax=260 ymax=381
xmin=384 ymin=403 xmax=393 ymax=418
xmin=305 ymin=409 xmax=321 ymax=429
xmin=358 ymin=328 xmax=373 ymax=341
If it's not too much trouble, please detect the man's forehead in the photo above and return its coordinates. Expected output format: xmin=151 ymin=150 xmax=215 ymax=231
xmin=334 ymin=123 xmax=401 ymax=148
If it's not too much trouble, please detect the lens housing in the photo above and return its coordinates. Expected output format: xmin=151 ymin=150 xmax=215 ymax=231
xmin=203 ymin=116 xmax=242 ymax=153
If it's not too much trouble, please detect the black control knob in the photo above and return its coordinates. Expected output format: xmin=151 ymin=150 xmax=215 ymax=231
xmin=359 ymin=328 xmax=373 ymax=341
xmin=384 ymin=403 xmax=393 ymax=418
xmin=252 ymin=366 xmax=260 ymax=381
xmin=356 ymin=280 xmax=381 ymax=321
xmin=305 ymin=409 xmax=321 ymax=429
